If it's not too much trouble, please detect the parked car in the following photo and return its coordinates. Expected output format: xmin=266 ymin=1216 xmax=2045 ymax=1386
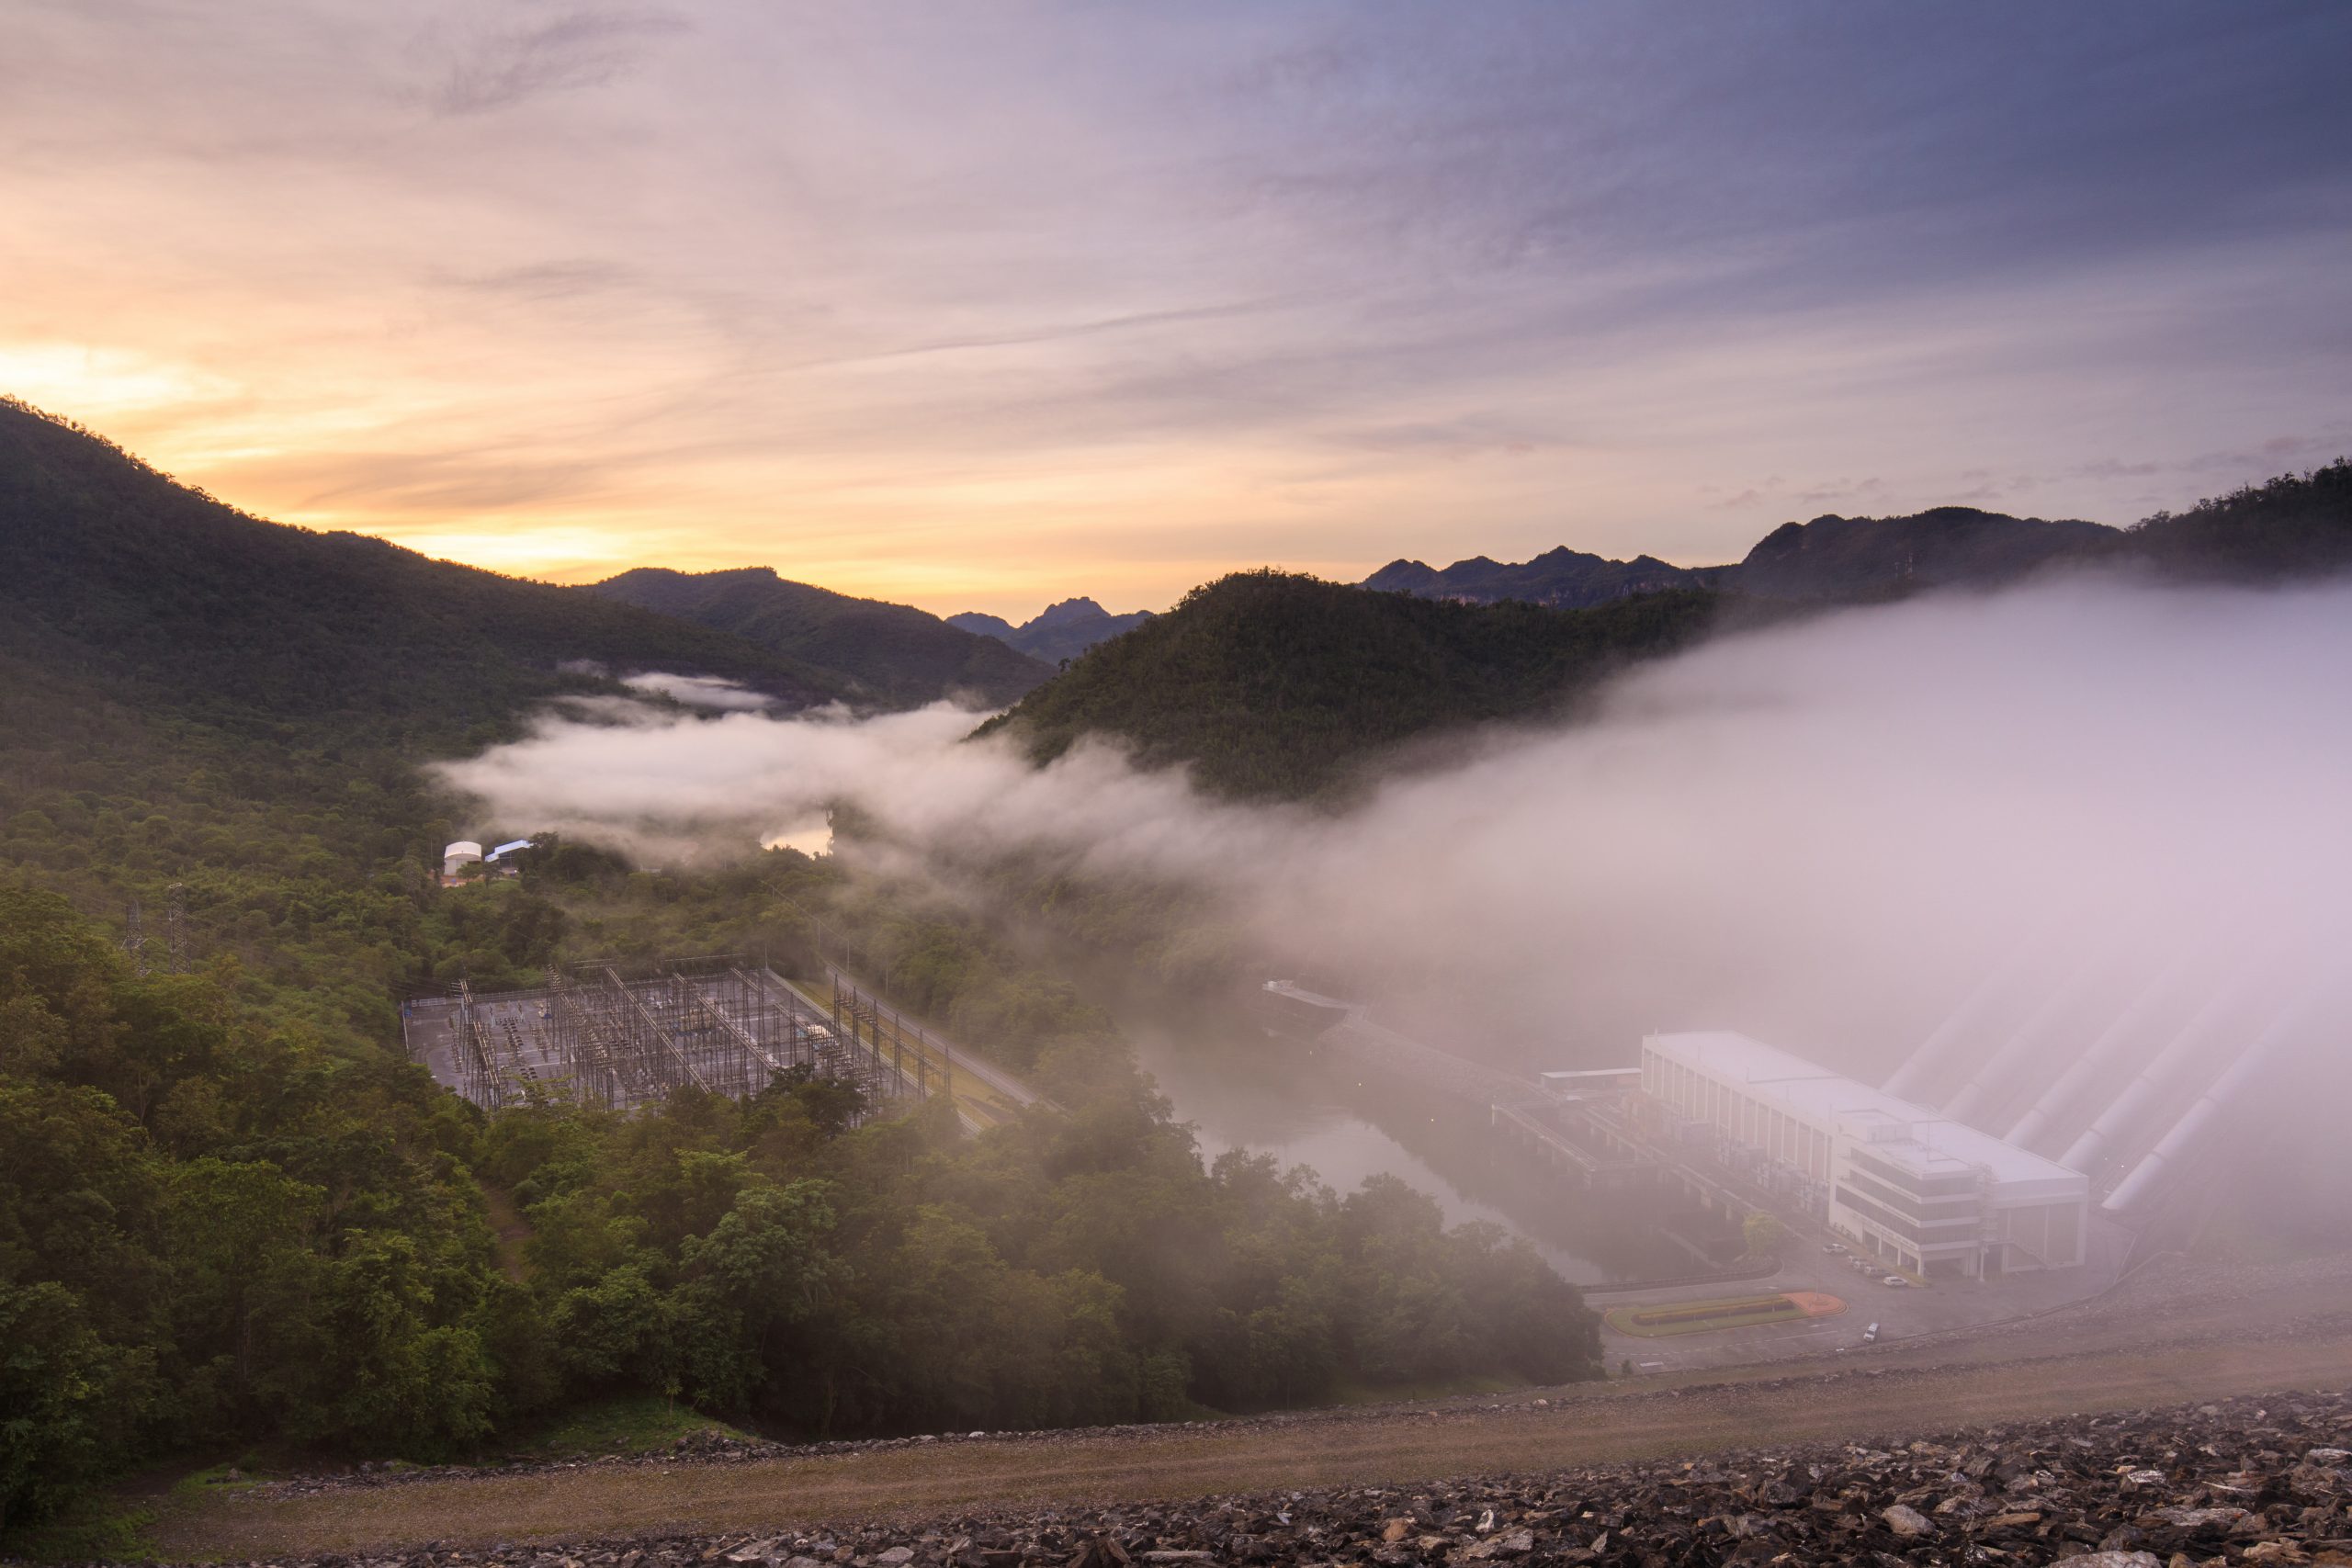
xmin=1881 ymin=1274 xmax=1907 ymax=1287
xmin=1821 ymin=1241 xmax=1846 ymax=1255
xmin=1861 ymin=1322 xmax=1881 ymax=1342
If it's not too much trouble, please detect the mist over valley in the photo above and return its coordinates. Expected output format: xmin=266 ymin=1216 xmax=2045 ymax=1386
xmin=7 ymin=6 xmax=2352 ymax=1558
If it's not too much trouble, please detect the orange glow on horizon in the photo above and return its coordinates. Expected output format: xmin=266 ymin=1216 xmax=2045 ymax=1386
xmin=6 ymin=7 xmax=2312 ymax=623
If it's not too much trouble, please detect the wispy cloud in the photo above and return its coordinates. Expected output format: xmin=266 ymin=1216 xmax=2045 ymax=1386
xmin=421 ymin=6 xmax=688 ymax=117
xmin=2 ymin=1 xmax=2347 ymax=615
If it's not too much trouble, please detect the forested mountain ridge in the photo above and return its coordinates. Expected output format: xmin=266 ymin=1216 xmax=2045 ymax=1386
xmin=0 ymin=399 xmax=853 ymax=736
xmin=949 ymin=596 xmax=1154 ymax=664
xmin=2129 ymin=457 xmax=2352 ymax=581
xmin=990 ymin=463 xmax=2352 ymax=804
xmin=1731 ymin=505 xmax=2120 ymax=601
xmin=592 ymin=567 xmax=1053 ymax=708
xmin=1363 ymin=546 xmax=1722 ymax=608
xmin=977 ymin=570 xmax=1724 ymax=800
xmin=1358 ymin=461 xmax=2352 ymax=611
xmin=1363 ymin=507 xmax=2109 ymax=609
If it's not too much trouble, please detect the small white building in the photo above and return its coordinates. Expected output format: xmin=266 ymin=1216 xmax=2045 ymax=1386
xmin=1639 ymin=1031 xmax=2089 ymax=1279
xmin=441 ymin=840 xmax=483 ymax=886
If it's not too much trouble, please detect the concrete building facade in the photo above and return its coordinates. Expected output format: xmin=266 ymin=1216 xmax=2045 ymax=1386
xmin=1639 ymin=1031 xmax=2089 ymax=1278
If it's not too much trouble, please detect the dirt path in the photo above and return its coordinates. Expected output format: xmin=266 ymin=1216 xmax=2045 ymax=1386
xmin=156 ymin=1321 xmax=2352 ymax=1560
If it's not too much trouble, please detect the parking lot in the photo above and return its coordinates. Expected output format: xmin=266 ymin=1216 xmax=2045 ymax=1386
xmin=1599 ymin=1216 xmax=2132 ymax=1372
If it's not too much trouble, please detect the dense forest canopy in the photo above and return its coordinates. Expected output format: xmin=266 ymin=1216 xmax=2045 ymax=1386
xmin=977 ymin=570 xmax=1724 ymax=800
xmin=0 ymin=408 xmax=1600 ymax=1543
xmin=0 ymin=867 xmax=1601 ymax=1536
xmin=2130 ymin=457 xmax=2352 ymax=581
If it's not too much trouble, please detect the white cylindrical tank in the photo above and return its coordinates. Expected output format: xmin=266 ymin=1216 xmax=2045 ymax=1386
xmin=442 ymin=840 xmax=484 ymax=878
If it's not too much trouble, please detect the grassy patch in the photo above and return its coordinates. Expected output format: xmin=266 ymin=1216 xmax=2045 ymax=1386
xmin=503 ymin=1394 xmax=751 ymax=1461
xmin=166 ymin=1462 xmax=267 ymax=1503
xmin=0 ymin=1495 xmax=161 ymax=1563
xmin=1604 ymin=1293 xmax=1806 ymax=1337
xmin=0 ymin=1460 xmax=270 ymax=1563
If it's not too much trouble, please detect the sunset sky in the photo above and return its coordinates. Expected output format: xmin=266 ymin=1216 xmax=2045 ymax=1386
xmin=6 ymin=2 xmax=2349 ymax=618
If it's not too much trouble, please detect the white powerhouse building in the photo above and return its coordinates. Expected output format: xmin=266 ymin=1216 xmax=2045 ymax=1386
xmin=1640 ymin=1032 xmax=2088 ymax=1278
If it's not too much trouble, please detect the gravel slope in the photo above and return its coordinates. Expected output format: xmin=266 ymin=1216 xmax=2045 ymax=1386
xmin=145 ymin=1255 xmax=2352 ymax=1564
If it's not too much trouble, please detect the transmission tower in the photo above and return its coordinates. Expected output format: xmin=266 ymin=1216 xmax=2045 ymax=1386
xmin=124 ymin=898 xmax=148 ymax=977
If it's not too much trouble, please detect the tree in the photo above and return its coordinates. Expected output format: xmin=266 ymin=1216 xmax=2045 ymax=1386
xmin=0 ymin=1280 xmax=157 ymax=1534
xmin=161 ymin=1156 xmax=325 ymax=1436
xmin=1742 ymin=1212 xmax=1788 ymax=1258
xmin=668 ymin=1180 xmax=842 ymax=1407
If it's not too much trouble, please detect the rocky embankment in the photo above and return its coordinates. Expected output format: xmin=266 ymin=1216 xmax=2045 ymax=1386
xmin=171 ymin=1390 xmax=2352 ymax=1568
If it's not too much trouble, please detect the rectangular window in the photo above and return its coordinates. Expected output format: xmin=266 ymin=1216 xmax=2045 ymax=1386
xmin=1849 ymin=1148 xmax=1979 ymax=1200
xmin=1834 ymin=1185 xmax=1983 ymax=1245
xmin=1841 ymin=1168 xmax=1982 ymax=1225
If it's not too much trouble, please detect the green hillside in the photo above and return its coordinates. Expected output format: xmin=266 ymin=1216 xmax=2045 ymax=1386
xmin=591 ymin=566 xmax=1052 ymax=708
xmin=977 ymin=570 xmax=1724 ymax=799
xmin=2131 ymin=457 xmax=2352 ymax=581
xmin=1733 ymin=506 xmax=2119 ymax=601
xmin=0 ymin=410 xmax=1600 ymax=1542
xmin=0 ymin=393 xmax=883 ymax=1064
xmin=0 ymin=399 xmax=851 ymax=741
xmin=982 ymin=463 xmax=2352 ymax=804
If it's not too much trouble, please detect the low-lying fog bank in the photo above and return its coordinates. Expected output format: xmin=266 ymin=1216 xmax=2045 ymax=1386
xmin=435 ymin=575 xmax=2352 ymax=1237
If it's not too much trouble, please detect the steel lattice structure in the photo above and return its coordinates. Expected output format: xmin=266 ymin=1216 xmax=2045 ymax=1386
xmin=438 ymin=955 xmax=910 ymax=1116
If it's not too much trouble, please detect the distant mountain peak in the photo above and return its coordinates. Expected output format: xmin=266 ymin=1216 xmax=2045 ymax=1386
xmin=1362 ymin=544 xmax=1719 ymax=610
xmin=1361 ymin=506 xmax=2149 ymax=611
xmin=1030 ymin=596 xmax=1110 ymax=627
xmin=950 ymin=595 xmax=1152 ymax=663
xmin=945 ymin=610 xmax=1016 ymax=637
xmin=1362 ymin=559 xmax=1438 ymax=593
xmin=589 ymin=564 xmax=1052 ymax=707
